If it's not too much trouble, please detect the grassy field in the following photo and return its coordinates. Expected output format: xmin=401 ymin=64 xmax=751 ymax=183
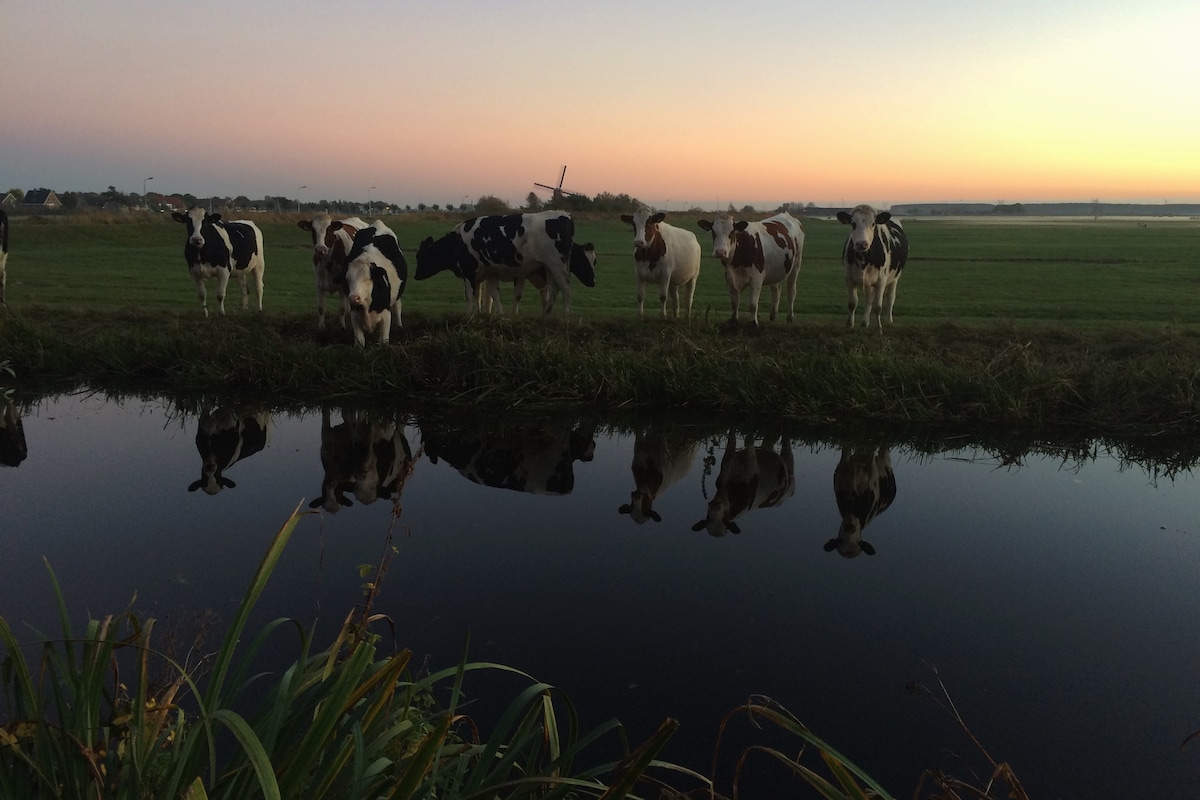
xmin=4 ymin=211 xmax=1199 ymax=326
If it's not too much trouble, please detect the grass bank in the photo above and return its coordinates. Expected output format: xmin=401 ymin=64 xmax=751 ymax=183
xmin=2 ymin=307 xmax=1199 ymax=438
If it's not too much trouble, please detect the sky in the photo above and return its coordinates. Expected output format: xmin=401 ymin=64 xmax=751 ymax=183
xmin=2 ymin=0 xmax=1198 ymax=210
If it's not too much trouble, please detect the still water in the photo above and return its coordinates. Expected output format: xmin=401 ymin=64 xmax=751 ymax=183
xmin=1 ymin=393 xmax=1199 ymax=798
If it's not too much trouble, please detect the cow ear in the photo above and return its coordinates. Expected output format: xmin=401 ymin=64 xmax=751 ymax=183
xmin=650 ymin=212 xmax=666 ymax=224
xmin=875 ymin=212 xmax=892 ymax=224
xmin=172 ymin=212 xmax=187 ymax=223
xmin=330 ymin=221 xmax=344 ymax=231
xmin=188 ymin=479 xmax=203 ymax=492
xmin=734 ymin=221 xmax=750 ymax=231
xmin=836 ymin=212 xmax=852 ymax=224
xmin=618 ymin=504 xmax=631 ymax=515
xmin=697 ymin=219 xmax=712 ymax=231
xmin=726 ymin=520 xmax=740 ymax=535
xmin=650 ymin=511 xmax=662 ymax=523
xmin=221 ymin=477 xmax=236 ymax=489
xmin=620 ymin=214 xmax=633 ymax=225
xmin=208 ymin=213 xmax=222 ymax=223
xmin=308 ymin=497 xmax=324 ymax=509
xmin=823 ymin=538 xmax=840 ymax=552
xmin=298 ymin=220 xmax=313 ymax=231
xmin=861 ymin=541 xmax=876 ymax=555
xmin=692 ymin=520 xmax=707 ymax=532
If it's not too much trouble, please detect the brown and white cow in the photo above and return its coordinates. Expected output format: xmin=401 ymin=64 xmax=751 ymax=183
xmin=620 ymin=206 xmax=702 ymax=319
xmin=309 ymin=409 xmax=415 ymax=513
xmin=692 ymin=431 xmax=795 ymax=536
xmin=171 ymin=208 xmax=265 ymax=316
xmin=837 ymin=204 xmax=909 ymax=329
xmin=618 ymin=425 xmax=699 ymax=525
xmin=697 ymin=212 xmax=804 ymax=328
xmin=297 ymin=213 xmax=368 ymax=330
xmin=415 ymin=211 xmax=593 ymax=315
xmin=342 ymin=221 xmax=407 ymax=346
xmin=0 ymin=208 xmax=9 ymax=306
xmin=827 ymin=444 xmax=897 ymax=557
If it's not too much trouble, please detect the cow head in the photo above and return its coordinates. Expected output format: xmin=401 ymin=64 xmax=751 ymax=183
xmin=172 ymin=207 xmax=219 ymax=248
xmin=298 ymin=212 xmax=334 ymax=257
xmin=621 ymin=206 xmax=666 ymax=249
xmin=696 ymin=214 xmax=751 ymax=263
xmin=569 ymin=243 xmax=597 ymax=287
xmin=837 ymin=204 xmax=891 ymax=254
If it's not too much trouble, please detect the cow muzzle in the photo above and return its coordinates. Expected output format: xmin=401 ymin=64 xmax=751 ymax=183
xmin=190 ymin=236 xmax=204 ymax=247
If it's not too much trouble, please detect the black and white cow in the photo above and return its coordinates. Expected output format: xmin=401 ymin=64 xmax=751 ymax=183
xmin=827 ymin=444 xmax=897 ymax=557
xmin=188 ymin=409 xmax=272 ymax=494
xmin=620 ymin=206 xmax=701 ymax=319
xmin=171 ymin=208 xmax=265 ymax=316
xmin=697 ymin=212 xmax=804 ymax=328
xmin=414 ymin=211 xmax=593 ymax=315
xmin=617 ymin=425 xmax=699 ymax=525
xmin=0 ymin=400 xmax=27 ymax=468
xmin=479 ymin=242 xmax=598 ymax=315
xmin=297 ymin=213 xmax=368 ymax=330
xmin=420 ymin=418 xmax=596 ymax=496
xmin=309 ymin=409 xmax=414 ymax=513
xmin=342 ymin=221 xmax=407 ymax=346
xmin=0 ymin=208 xmax=9 ymax=306
xmin=837 ymin=204 xmax=909 ymax=328
xmin=692 ymin=431 xmax=795 ymax=536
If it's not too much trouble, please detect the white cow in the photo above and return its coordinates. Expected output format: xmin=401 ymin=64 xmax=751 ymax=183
xmin=297 ymin=213 xmax=368 ymax=330
xmin=620 ymin=206 xmax=701 ymax=319
xmin=697 ymin=212 xmax=804 ymax=328
xmin=838 ymin=204 xmax=909 ymax=329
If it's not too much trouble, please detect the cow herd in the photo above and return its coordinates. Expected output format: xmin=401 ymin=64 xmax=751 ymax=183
xmin=0 ymin=203 xmax=909 ymax=333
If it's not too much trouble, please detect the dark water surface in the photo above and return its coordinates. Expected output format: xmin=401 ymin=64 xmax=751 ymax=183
xmin=2 ymin=393 xmax=1199 ymax=798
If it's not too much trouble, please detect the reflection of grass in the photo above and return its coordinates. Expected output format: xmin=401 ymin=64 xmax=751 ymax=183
xmin=0 ymin=504 xmax=701 ymax=799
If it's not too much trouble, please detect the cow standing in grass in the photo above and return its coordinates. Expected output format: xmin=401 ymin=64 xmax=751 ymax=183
xmin=0 ymin=208 xmax=9 ymax=306
xmin=343 ymin=221 xmax=407 ymax=346
xmin=620 ymin=206 xmax=701 ymax=319
xmin=697 ymin=211 xmax=804 ymax=329
xmin=171 ymin=208 xmax=265 ymax=316
xmin=297 ymin=213 xmax=368 ymax=330
xmin=838 ymin=204 xmax=909 ymax=328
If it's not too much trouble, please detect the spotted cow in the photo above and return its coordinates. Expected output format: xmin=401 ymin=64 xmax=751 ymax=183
xmin=188 ymin=409 xmax=272 ymax=494
xmin=692 ymin=432 xmax=795 ymax=536
xmin=837 ymin=204 xmax=909 ymax=328
xmin=697 ymin=212 xmax=804 ymax=328
xmin=617 ymin=425 xmax=699 ymax=525
xmin=309 ymin=409 xmax=415 ymax=513
xmin=297 ymin=213 xmax=369 ymax=330
xmin=620 ymin=206 xmax=701 ymax=319
xmin=343 ymin=221 xmax=407 ymax=346
xmin=827 ymin=444 xmax=897 ymax=557
xmin=171 ymin=208 xmax=265 ymax=316
xmin=420 ymin=418 xmax=596 ymax=496
xmin=479 ymin=242 xmax=598 ymax=315
xmin=0 ymin=208 xmax=9 ymax=306
xmin=414 ymin=211 xmax=594 ymax=315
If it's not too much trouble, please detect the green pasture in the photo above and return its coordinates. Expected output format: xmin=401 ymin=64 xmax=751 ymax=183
xmin=5 ymin=213 xmax=1198 ymax=327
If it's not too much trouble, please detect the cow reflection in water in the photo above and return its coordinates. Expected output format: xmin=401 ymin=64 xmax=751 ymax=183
xmin=421 ymin=420 xmax=595 ymax=495
xmin=827 ymin=445 xmax=897 ymax=557
xmin=1 ymin=401 xmax=27 ymax=468
xmin=618 ymin=426 xmax=699 ymax=524
xmin=188 ymin=409 xmax=272 ymax=494
xmin=693 ymin=431 xmax=794 ymax=536
xmin=310 ymin=409 xmax=415 ymax=512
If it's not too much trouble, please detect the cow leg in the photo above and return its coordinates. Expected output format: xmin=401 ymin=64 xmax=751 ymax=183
xmin=251 ymin=266 xmax=264 ymax=312
xmin=785 ymin=269 xmax=799 ymax=323
xmin=767 ymin=283 xmax=781 ymax=322
xmin=194 ymin=274 xmax=210 ymax=317
xmin=725 ymin=270 xmax=741 ymax=323
xmin=865 ymin=282 xmax=883 ymax=329
xmin=845 ymin=280 xmax=859 ymax=327
xmin=392 ymin=296 xmax=403 ymax=330
xmin=542 ymin=265 xmax=571 ymax=315
xmin=234 ymin=272 xmax=249 ymax=311
xmin=658 ymin=277 xmax=671 ymax=319
xmin=636 ymin=280 xmax=646 ymax=319
xmin=747 ymin=280 xmax=765 ymax=327
xmin=511 ymin=277 xmax=525 ymax=316
xmin=882 ymin=275 xmax=901 ymax=324
xmin=681 ymin=278 xmax=698 ymax=320
xmin=0 ymin=253 xmax=6 ymax=305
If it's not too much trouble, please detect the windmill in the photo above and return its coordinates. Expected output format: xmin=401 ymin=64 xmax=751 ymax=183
xmin=533 ymin=165 xmax=582 ymax=202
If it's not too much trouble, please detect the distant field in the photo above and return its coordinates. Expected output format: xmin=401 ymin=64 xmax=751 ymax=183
xmin=4 ymin=212 xmax=1199 ymax=328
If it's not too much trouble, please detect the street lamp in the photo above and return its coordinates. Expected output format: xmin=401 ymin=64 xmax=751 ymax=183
xmin=143 ymin=176 xmax=153 ymax=209
xmin=368 ymin=186 xmax=376 ymax=215
xmin=296 ymin=185 xmax=306 ymax=213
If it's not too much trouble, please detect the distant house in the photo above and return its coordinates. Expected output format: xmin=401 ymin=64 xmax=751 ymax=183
xmin=1 ymin=192 xmax=17 ymax=211
xmin=22 ymin=188 xmax=62 ymax=210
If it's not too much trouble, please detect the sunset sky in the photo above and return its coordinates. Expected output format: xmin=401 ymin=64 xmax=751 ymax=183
xmin=3 ymin=0 xmax=1197 ymax=210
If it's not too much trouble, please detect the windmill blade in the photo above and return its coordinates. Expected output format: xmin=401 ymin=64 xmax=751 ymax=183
xmin=557 ymin=165 xmax=567 ymax=189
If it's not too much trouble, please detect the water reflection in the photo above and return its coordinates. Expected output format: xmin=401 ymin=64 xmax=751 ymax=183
xmin=419 ymin=417 xmax=596 ymax=495
xmin=187 ymin=407 xmax=272 ymax=494
xmin=617 ymin=424 xmax=700 ymax=524
xmin=691 ymin=431 xmax=795 ymax=536
xmin=310 ymin=409 xmax=416 ymax=512
xmin=0 ymin=399 xmax=26 ymax=468
xmin=827 ymin=444 xmax=897 ymax=557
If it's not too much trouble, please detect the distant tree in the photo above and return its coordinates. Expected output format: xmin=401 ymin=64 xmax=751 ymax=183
xmin=591 ymin=192 xmax=639 ymax=212
xmin=59 ymin=192 xmax=80 ymax=210
xmin=417 ymin=203 xmax=427 ymax=212
xmin=561 ymin=193 xmax=594 ymax=211
xmin=475 ymin=195 xmax=511 ymax=214
xmin=234 ymin=195 xmax=251 ymax=209
xmin=740 ymin=204 xmax=757 ymax=215
xmin=525 ymin=192 xmax=543 ymax=211
xmin=5 ymin=187 xmax=24 ymax=203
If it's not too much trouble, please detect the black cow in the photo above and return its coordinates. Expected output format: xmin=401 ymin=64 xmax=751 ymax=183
xmin=827 ymin=444 xmax=897 ymax=557
xmin=420 ymin=418 xmax=596 ymax=495
xmin=0 ymin=208 xmax=9 ymax=305
xmin=837 ymin=204 xmax=909 ymax=328
xmin=341 ymin=221 xmax=407 ymax=346
xmin=188 ymin=409 xmax=272 ymax=494
xmin=171 ymin=207 xmax=266 ymax=316
xmin=414 ymin=211 xmax=595 ymax=315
